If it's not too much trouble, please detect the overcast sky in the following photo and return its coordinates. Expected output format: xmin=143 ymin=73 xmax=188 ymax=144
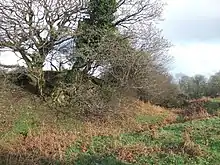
xmin=161 ymin=0 xmax=220 ymax=77
xmin=1 ymin=0 xmax=220 ymax=77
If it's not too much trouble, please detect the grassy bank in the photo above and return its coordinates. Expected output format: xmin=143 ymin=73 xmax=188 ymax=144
xmin=0 ymin=82 xmax=220 ymax=165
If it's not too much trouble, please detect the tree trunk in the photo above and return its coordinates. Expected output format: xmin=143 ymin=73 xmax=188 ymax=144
xmin=27 ymin=65 xmax=45 ymax=96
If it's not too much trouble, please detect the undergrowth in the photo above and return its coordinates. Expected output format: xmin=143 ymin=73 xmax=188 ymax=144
xmin=0 ymin=82 xmax=220 ymax=165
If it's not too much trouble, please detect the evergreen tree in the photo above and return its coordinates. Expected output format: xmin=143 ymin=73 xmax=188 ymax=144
xmin=74 ymin=0 xmax=117 ymax=72
xmin=76 ymin=0 xmax=117 ymax=47
xmin=88 ymin=0 xmax=116 ymax=28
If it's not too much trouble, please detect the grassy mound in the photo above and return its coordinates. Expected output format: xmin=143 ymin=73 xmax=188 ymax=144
xmin=0 ymin=81 xmax=220 ymax=165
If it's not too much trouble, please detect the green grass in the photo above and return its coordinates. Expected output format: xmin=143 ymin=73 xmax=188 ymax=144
xmin=1 ymin=102 xmax=220 ymax=165
xmin=211 ymin=98 xmax=220 ymax=103
xmin=73 ymin=155 xmax=130 ymax=165
xmin=0 ymin=110 xmax=40 ymax=142
xmin=135 ymin=111 xmax=169 ymax=124
xmin=204 ymin=100 xmax=220 ymax=115
xmin=136 ymin=115 xmax=164 ymax=124
xmin=13 ymin=111 xmax=39 ymax=135
xmin=66 ymin=117 xmax=220 ymax=165
xmin=1 ymin=83 xmax=220 ymax=164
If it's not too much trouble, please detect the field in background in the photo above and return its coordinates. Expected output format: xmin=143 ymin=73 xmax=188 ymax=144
xmin=0 ymin=81 xmax=220 ymax=165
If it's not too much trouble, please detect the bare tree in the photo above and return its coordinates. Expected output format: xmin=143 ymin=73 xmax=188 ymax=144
xmin=50 ymin=0 xmax=169 ymax=75
xmin=115 ymin=0 xmax=164 ymax=26
xmin=49 ymin=0 xmax=172 ymax=112
xmin=0 ymin=0 xmax=172 ymax=113
xmin=0 ymin=0 xmax=86 ymax=95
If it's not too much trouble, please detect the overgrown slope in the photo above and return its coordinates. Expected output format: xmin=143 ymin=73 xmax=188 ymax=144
xmin=0 ymin=81 xmax=220 ymax=165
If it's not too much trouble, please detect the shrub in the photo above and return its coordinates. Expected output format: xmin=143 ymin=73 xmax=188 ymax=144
xmin=204 ymin=101 xmax=220 ymax=115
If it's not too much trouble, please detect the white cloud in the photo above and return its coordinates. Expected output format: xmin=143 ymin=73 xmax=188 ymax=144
xmin=170 ymin=43 xmax=220 ymax=76
xmin=160 ymin=0 xmax=220 ymax=43
xmin=0 ymin=51 xmax=25 ymax=66
xmin=163 ymin=0 xmax=220 ymax=20
xmin=160 ymin=0 xmax=220 ymax=76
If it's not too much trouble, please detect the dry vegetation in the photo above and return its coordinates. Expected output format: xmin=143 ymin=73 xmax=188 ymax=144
xmin=0 ymin=0 xmax=220 ymax=164
xmin=1 ymin=80 xmax=220 ymax=165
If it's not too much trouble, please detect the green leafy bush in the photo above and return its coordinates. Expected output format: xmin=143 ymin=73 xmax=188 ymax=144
xmin=204 ymin=101 xmax=220 ymax=115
